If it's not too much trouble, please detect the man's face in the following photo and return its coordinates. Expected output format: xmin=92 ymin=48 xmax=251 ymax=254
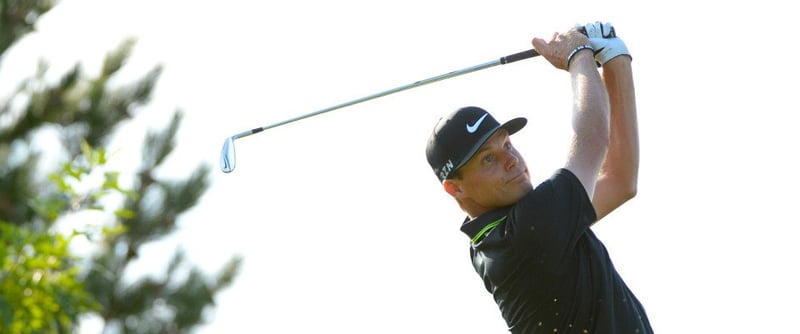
xmin=450 ymin=129 xmax=532 ymax=215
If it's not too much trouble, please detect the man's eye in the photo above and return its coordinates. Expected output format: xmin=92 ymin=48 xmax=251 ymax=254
xmin=483 ymin=155 xmax=494 ymax=164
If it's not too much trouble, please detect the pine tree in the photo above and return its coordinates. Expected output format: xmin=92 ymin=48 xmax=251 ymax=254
xmin=1 ymin=1 xmax=241 ymax=332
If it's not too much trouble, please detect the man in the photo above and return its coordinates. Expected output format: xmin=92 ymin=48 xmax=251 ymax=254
xmin=425 ymin=22 xmax=651 ymax=333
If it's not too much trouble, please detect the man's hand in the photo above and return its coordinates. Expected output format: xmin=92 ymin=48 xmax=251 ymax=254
xmin=531 ymin=29 xmax=593 ymax=71
xmin=576 ymin=21 xmax=631 ymax=66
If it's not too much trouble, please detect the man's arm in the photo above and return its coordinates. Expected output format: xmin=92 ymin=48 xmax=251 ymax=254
xmin=532 ymin=30 xmax=610 ymax=200
xmin=591 ymin=55 xmax=639 ymax=221
xmin=563 ymin=51 xmax=611 ymax=201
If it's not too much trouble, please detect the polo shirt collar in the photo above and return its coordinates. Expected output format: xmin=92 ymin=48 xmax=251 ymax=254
xmin=459 ymin=207 xmax=511 ymax=242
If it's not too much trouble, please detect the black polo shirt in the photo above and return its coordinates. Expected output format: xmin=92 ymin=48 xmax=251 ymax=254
xmin=460 ymin=169 xmax=653 ymax=333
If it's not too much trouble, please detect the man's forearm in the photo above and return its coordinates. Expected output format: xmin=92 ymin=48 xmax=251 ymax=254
xmin=592 ymin=56 xmax=639 ymax=220
xmin=563 ymin=50 xmax=611 ymax=200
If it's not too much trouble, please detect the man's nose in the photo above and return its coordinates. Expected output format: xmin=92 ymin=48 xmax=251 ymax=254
xmin=503 ymin=151 xmax=519 ymax=170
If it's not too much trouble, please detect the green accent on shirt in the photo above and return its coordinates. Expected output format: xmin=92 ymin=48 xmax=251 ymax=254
xmin=471 ymin=216 xmax=507 ymax=244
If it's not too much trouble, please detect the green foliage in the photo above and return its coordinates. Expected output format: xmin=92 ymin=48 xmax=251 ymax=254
xmin=0 ymin=222 xmax=97 ymax=334
xmin=0 ymin=0 xmax=55 ymax=53
xmin=1 ymin=1 xmax=242 ymax=333
xmin=0 ymin=141 xmax=123 ymax=334
xmin=82 ymin=113 xmax=243 ymax=333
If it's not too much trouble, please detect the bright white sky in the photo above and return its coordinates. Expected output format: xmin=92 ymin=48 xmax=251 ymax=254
xmin=4 ymin=0 xmax=799 ymax=333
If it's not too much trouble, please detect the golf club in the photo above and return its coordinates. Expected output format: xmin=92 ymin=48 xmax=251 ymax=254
xmin=220 ymin=48 xmax=540 ymax=173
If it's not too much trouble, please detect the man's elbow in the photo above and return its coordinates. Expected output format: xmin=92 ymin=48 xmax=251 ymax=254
xmin=621 ymin=178 xmax=638 ymax=202
xmin=603 ymin=173 xmax=638 ymax=203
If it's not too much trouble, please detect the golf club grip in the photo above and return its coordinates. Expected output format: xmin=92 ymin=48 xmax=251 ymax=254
xmin=500 ymin=49 xmax=540 ymax=64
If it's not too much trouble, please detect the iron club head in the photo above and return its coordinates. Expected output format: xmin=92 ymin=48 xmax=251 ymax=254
xmin=220 ymin=136 xmax=236 ymax=173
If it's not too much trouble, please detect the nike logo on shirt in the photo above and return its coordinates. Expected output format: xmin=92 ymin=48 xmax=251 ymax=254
xmin=466 ymin=113 xmax=488 ymax=133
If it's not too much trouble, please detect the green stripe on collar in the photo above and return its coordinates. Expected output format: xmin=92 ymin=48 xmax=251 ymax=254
xmin=471 ymin=216 xmax=507 ymax=244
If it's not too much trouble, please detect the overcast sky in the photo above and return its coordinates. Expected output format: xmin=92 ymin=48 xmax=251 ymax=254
xmin=4 ymin=0 xmax=799 ymax=333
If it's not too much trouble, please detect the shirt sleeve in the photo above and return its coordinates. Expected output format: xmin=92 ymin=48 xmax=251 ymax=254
xmin=506 ymin=168 xmax=598 ymax=261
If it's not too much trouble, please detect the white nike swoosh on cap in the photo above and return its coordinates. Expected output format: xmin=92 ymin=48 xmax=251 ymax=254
xmin=466 ymin=113 xmax=488 ymax=133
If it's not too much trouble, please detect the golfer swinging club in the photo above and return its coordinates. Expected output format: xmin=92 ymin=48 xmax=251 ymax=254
xmin=426 ymin=22 xmax=652 ymax=333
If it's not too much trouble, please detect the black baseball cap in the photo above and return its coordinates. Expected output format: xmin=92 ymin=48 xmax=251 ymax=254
xmin=426 ymin=106 xmax=527 ymax=182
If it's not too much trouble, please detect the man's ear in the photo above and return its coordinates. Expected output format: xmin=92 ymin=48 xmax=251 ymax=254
xmin=443 ymin=179 xmax=462 ymax=197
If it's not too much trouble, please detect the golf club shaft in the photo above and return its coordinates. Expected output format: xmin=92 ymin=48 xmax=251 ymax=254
xmin=230 ymin=49 xmax=540 ymax=141
xmin=220 ymin=48 xmax=540 ymax=173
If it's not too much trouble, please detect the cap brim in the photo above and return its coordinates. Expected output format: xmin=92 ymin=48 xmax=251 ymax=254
xmin=453 ymin=117 xmax=527 ymax=172
xmin=502 ymin=117 xmax=527 ymax=136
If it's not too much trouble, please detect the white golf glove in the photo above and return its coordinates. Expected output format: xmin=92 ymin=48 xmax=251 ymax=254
xmin=579 ymin=21 xmax=616 ymax=39
xmin=576 ymin=21 xmax=631 ymax=66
